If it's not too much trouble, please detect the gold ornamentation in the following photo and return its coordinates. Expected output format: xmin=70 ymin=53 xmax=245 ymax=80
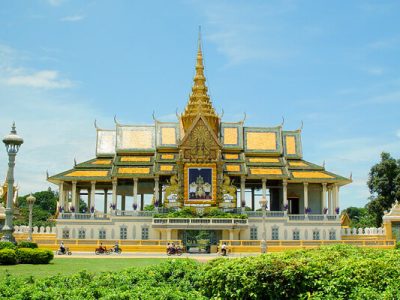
xmin=292 ymin=171 xmax=333 ymax=179
xmin=289 ymin=161 xmax=307 ymax=167
xmin=221 ymin=175 xmax=237 ymax=203
xmin=226 ymin=165 xmax=241 ymax=172
xmin=246 ymin=132 xmax=276 ymax=150
xmin=161 ymin=154 xmax=174 ymax=160
xmin=161 ymin=127 xmax=176 ymax=145
xmin=184 ymin=163 xmax=217 ymax=205
xmin=65 ymin=171 xmax=108 ymax=177
xmin=121 ymin=129 xmax=153 ymax=149
xmin=121 ymin=156 xmax=151 ymax=162
xmin=118 ymin=167 xmax=150 ymax=174
xmin=224 ymin=154 xmax=239 ymax=160
xmin=160 ymin=165 xmax=174 ymax=171
xmin=285 ymin=136 xmax=296 ymax=155
xmin=248 ymin=157 xmax=279 ymax=163
xmin=250 ymin=168 xmax=282 ymax=175
xmin=91 ymin=159 xmax=112 ymax=165
xmin=223 ymin=127 xmax=238 ymax=145
xmin=164 ymin=175 xmax=180 ymax=204
xmin=184 ymin=119 xmax=218 ymax=161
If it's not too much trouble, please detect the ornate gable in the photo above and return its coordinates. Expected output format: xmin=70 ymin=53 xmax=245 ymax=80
xmin=179 ymin=115 xmax=221 ymax=162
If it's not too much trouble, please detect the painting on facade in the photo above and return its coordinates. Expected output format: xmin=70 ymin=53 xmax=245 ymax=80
xmin=187 ymin=168 xmax=213 ymax=200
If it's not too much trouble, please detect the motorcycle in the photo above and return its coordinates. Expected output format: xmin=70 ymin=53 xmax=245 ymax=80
xmin=56 ymin=247 xmax=72 ymax=255
xmin=109 ymin=247 xmax=122 ymax=254
xmin=95 ymin=247 xmax=110 ymax=255
xmin=167 ymin=246 xmax=183 ymax=256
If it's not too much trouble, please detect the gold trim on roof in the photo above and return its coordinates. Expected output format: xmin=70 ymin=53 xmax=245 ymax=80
xmin=248 ymin=157 xmax=279 ymax=163
xmin=224 ymin=154 xmax=239 ymax=160
xmin=91 ymin=159 xmax=112 ymax=165
xmin=250 ymin=168 xmax=282 ymax=175
xmin=121 ymin=156 xmax=151 ymax=162
xmin=289 ymin=161 xmax=307 ymax=167
xmin=161 ymin=154 xmax=174 ymax=160
xmin=226 ymin=165 xmax=241 ymax=172
xmin=121 ymin=129 xmax=153 ymax=149
xmin=118 ymin=167 xmax=150 ymax=174
xmin=292 ymin=171 xmax=333 ymax=179
xmin=161 ymin=127 xmax=176 ymax=145
xmin=286 ymin=136 xmax=296 ymax=155
xmin=65 ymin=171 xmax=108 ymax=177
xmin=160 ymin=165 xmax=174 ymax=171
xmin=246 ymin=132 xmax=276 ymax=150
xmin=223 ymin=127 xmax=238 ymax=145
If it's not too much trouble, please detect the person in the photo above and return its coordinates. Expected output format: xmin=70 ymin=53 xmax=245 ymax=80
xmin=167 ymin=243 xmax=172 ymax=254
xmin=60 ymin=241 xmax=65 ymax=254
xmin=99 ymin=242 xmax=105 ymax=252
xmin=221 ymin=242 xmax=227 ymax=256
xmin=114 ymin=241 xmax=119 ymax=252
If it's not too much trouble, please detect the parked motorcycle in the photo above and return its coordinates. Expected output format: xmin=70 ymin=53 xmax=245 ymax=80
xmin=56 ymin=247 xmax=72 ymax=255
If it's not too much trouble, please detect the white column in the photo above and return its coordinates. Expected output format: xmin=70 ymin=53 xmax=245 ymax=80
xmin=58 ymin=182 xmax=64 ymax=211
xmin=304 ymin=182 xmax=309 ymax=214
xmin=240 ymin=176 xmax=246 ymax=207
xmin=328 ymin=186 xmax=333 ymax=215
xmin=334 ymin=184 xmax=340 ymax=214
xmin=75 ymin=188 xmax=80 ymax=212
xmin=261 ymin=178 xmax=267 ymax=210
xmin=283 ymin=180 xmax=288 ymax=210
xmin=90 ymin=181 xmax=96 ymax=211
xmin=166 ymin=229 xmax=172 ymax=241
xmin=322 ymin=183 xmax=327 ymax=214
xmin=154 ymin=177 xmax=159 ymax=205
xmin=133 ymin=178 xmax=138 ymax=208
xmin=112 ymin=179 xmax=117 ymax=209
xmin=104 ymin=189 xmax=108 ymax=213
xmin=71 ymin=181 xmax=77 ymax=212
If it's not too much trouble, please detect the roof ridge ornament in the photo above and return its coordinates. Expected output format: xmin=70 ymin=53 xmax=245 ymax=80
xmin=281 ymin=116 xmax=285 ymax=127
xmin=94 ymin=119 xmax=100 ymax=130
xmin=114 ymin=115 xmax=121 ymax=126
xmin=298 ymin=120 xmax=304 ymax=131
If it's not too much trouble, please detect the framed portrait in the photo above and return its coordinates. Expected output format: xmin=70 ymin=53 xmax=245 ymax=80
xmin=184 ymin=163 xmax=217 ymax=205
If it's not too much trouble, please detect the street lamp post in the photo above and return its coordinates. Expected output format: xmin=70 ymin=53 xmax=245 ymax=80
xmin=259 ymin=197 xmax=267 ymax=254
xmin=1 ymin=123 xmax=23 ymax=243
xmin=26 ymin=194 xmax=36 ymax=242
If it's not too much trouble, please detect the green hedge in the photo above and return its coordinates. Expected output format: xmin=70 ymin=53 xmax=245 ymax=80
xmin=17 ymin=241 xmax=38 ymax=249
xmin=16 ymin=248 xmax=53 ymax=264
xmin=0 ymin=249 xmax=17 ymax=265
xmin=0 ymin=246 xmax=400 ymax=299
xmin=0 ymin=241 xmax=16 ymax=250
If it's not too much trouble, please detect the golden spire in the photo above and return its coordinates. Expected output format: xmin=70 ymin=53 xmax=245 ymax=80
xmin=181 ymin=26 xmax=220 ymax=135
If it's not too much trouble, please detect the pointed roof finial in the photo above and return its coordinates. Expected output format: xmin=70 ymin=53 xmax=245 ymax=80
xmin=198 ymin=25 xmax=202 ymax=52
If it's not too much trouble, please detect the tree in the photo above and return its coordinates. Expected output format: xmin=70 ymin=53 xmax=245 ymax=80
xmin=343 ymin=207 xmax=375 ymax=228
xmin=366 ymin=152 xmax=400 ymax=226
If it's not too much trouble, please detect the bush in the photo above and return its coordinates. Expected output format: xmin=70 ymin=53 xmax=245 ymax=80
xmin=16 ymin=248 xmax=54 ymax=264
xmin=0 ymin=241 xmax=16 ymax=250
xmin=17 ymin=241 xmax=38 ymax=249
xmin=0 ymin=249 xmax=17 ymax=265
xmin=396 ymin=241 xmax=400 ymax=249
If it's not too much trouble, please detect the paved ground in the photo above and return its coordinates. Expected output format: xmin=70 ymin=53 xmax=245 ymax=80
xmin=55 ymin=252 xmax=259 ymax=261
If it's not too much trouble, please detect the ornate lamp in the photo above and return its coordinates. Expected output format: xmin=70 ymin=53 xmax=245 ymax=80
xmin=259 ymin=197 xmax=267 ymax=254
xmin=1 ymin=122 xmax=24 ymax=242
xmin=26 ymin=194 xmax=36 ymax=241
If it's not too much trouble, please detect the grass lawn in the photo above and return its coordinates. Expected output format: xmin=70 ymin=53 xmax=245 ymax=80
xmin=0 ymin=258 xmax=166 ymax=279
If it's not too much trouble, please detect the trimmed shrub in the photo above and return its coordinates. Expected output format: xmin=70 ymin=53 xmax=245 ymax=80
xmin=0 ymin=241 xmax=16 ymax=250
xmin=17 ymin=241 xmax=38 ymax=249
xmin=0 ymin=248 xmax=17 ymax=265
xmin=16 ymin=248 xmax=54 ymax=264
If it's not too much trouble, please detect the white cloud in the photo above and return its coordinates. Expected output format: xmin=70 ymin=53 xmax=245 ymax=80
xmin=61 ymin=15 xmax=85 ymax=22
xmin=366 ymin=67 xmax=384 ymax=76
xmin=2 ymin=70 xmax=74 ymax=89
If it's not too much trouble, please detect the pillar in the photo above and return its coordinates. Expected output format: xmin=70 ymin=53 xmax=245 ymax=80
xmin=166 ymin=229 xmax=172 ymax=241
xmin=75 ymin=188 xmax=80 ymax=212
xmin=141 ymin=194 xmax=144 ymax=210
xmin=304 ymin=182 xmax=309 ymax=213
xmin=58 ymin=182 xmax=64 ymax=211
xmin=133 ymin=178 xmax=138 ymax=208
xmin=334 ymin=184 xmax=340 ymax=214
xmin=229 ymin=229 xmax=234 ymax=240
xmin=104 ymin=189 xmax=108 ymax=213
xmin=154 ymin=176 xmax=159 ymax=205
xmin=283 ymin=180 xmax=288 ymax=210
xmin=322 ymin=183 xmax=327 ymax=214
xmin=251 ymin=188 xmax=255 ymax=211
xmin=328 ymin=186 xmax=333 ymax=215
xmin=240 ymin=176 xmax=246 ymax=207
xmin=71 ymin=181 xmax=77 ymax=212
xmin=112 ymin=179 xmax=117 ymax=209
xmin=90 ymin=181 xmax=96 ymax=211
xmin=262 ymin=178 xmax=267 ymax=210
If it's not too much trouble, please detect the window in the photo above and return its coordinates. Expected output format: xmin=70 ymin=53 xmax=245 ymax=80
xmin=313 ymin=230 xmax=320 ymax=240
xmin=272 ymin=228 xmax=279 ymax=240
xmin=62 ymin=229 xmax=70 ymax=239
xmin=99 ymin=230 xmax=106 ymax=239
xmin=250 ymin=227 xmax=258 ymax=240
xmin=141 ymin=227 xmax=149 ymax=240
xmin=78 ymin=229 xmax=86 ymax=239
xmin=293 ymin=230 xmax=300 ymax=240
xmin=120 ymin=227 xmax=127 ymax=240
xmin=329 ymin=231 xmax=336 ymax=240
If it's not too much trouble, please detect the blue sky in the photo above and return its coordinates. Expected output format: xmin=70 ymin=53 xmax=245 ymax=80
xmin=0 ymin=0 xmax=399 ymax=209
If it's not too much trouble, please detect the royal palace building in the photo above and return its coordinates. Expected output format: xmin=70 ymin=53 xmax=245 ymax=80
xmin=48 ymin=35 xmax=352 ymax=251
